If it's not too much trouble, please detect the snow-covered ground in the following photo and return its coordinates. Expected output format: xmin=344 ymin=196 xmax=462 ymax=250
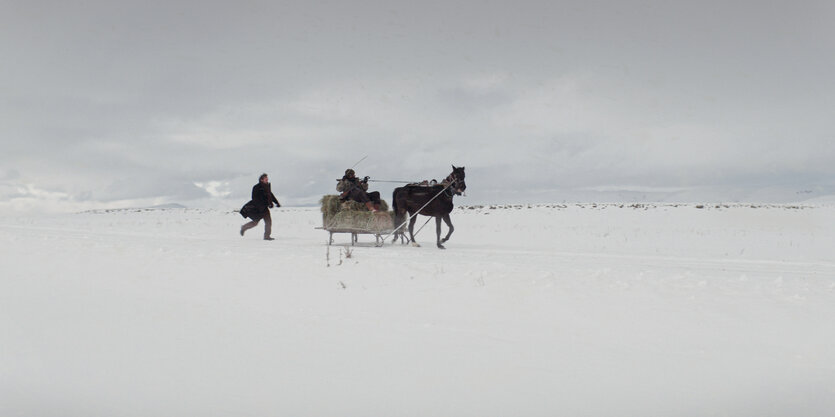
xmin=1 ymin=203 xmax=834 ymax=417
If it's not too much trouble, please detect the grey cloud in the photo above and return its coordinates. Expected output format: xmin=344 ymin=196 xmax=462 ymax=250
xmin=2 ymin=1 xmax=834 ymax=211
xmin=100 ymin=176 xmax=209 ymax=202
xmin=1 ymin=169 xmax=21 ymax=181
xmin=436 ymin=82 xmax=514 ymax=114
xmin=0 ymin=183 xmax=25 ymax=200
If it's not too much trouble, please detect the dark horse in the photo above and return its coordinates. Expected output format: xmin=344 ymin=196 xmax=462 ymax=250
xmin=392 ymin=166 xmax=466 ymax=249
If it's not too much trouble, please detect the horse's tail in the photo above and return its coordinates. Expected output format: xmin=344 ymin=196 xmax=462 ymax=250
xmin=392 ymin=187 xmax=402 ymax=227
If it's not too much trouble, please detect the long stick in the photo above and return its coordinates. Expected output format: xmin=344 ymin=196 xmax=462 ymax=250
xmin=351 ymin=155 xmax=368 ymax=169
xmin=413 ymin=216 xmax=433 ymax=238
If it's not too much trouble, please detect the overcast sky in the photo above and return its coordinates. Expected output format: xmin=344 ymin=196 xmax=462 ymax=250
xmin=2 ymin=0 xmax=834 ymax=212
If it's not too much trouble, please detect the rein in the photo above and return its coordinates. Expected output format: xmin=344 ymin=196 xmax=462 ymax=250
xmin=443 ymin=173 xmax=461 ymax=197
xmin=367 ymin=179 xmax=418 ymax=184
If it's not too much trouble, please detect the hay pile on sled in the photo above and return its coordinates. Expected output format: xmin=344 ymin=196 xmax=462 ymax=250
xmin=320 ymin=195 xmax=394 ymax=232
xmin=320 ymin=195 xmax=389 ymax=215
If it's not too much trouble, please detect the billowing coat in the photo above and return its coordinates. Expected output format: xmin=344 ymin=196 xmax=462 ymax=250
xmin=240 ymin=182 xmax=280 ymax=220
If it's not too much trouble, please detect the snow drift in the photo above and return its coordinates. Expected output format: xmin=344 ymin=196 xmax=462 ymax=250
xmin=1 ymin=203 xmax=833 ymax=416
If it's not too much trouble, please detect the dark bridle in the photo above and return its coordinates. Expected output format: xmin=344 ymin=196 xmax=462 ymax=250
xmin=444 ymin=166 xmax=467 ymax=196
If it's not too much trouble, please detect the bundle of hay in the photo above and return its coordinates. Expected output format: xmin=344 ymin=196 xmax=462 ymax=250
xmin=320 ymin=195 xmax=389 ymax=215
xmin=320 ymin=195 xmax=394 ymax=232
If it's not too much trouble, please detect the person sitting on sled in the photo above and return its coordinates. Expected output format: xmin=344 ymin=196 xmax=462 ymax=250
xmin=337 ymin=169 xmax=381 ymax=212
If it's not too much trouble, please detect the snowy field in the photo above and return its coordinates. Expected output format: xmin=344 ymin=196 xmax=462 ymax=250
xmin=1 ymin=203 xmax=834 ymax=417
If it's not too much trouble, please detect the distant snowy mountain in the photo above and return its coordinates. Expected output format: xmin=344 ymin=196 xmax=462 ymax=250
xmin=798 ymin=194 xmax=835 ymax=204
xmin=147 ymin=203 xmax=188 ymax=209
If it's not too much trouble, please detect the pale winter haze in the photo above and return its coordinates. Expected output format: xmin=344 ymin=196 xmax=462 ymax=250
xmin=2 ymin=0 xmax=834 ymax=213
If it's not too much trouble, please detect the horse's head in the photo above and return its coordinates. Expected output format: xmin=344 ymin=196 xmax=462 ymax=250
xmin=447 ymin=165 xmax=467 ymax=195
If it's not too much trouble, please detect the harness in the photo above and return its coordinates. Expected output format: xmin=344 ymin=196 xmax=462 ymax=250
xmin=376 ymin=171 xmax=465 ymax=246
xmin=442 ymin=173 xmax=461 ymax=197
xmin=379 ymin=179 xmax=455 ymax=245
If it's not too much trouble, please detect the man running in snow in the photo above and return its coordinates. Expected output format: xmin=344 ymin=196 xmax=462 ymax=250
xmin=239 ymin=173 xmax=281 ymax=240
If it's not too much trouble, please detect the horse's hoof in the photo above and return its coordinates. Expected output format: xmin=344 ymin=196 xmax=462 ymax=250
xmin=411 ymin=242 xmax=421 ymax=247
xmin=437 ymin=244 xmax=446 ymax=249
xmin=440 ymin=238 xmax=448 ymax=243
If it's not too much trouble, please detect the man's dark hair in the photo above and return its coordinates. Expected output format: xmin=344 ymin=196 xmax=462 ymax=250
xmin=259 ymin=173 xmax=268 ymax=181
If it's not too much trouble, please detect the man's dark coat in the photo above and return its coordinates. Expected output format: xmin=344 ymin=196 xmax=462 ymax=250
xmin=240 ymin=182 xmax=280 ymax=220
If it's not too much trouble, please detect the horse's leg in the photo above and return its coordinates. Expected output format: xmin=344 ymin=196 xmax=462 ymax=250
xmin=400 ymin=210 xmax=411 ymax=244
xmin=394 ymin=228 xmax=408 ymax=245
xmin=436 ymin=216 xmax=445 ymax=249
xmin=393 ymin=209 xmax=407 ymax=245
xmin=408 ymin=215 xmax=420 ymax=247
xmin=440 ymin=213 xmax=454 ymax=244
